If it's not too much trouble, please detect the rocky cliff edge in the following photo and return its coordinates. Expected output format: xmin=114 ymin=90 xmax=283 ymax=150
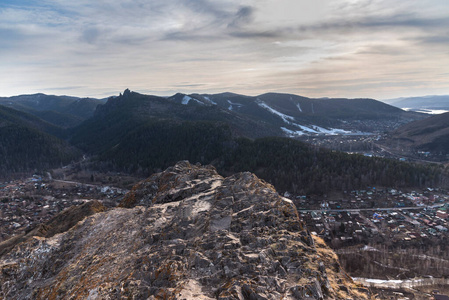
xmin=0 ymin=161 xmax=369 ymax=299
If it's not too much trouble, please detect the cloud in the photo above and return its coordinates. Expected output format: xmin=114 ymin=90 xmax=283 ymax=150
xmin=416 ymin=35 xmax=449 ymax=45
xmin=81 ymin=27 xmax=100 ymax=44
xmin=1 ymin=0 xmax=449 ymax=99
xmin=228 ymin=30 xmax=281 ymax=39
xmin=181 ymin=0 xmax=231 ymax=20
xmin=173 ymin=83 xmax=208 ymax=88
xmin=161 ymin=31 xmax=219 ymax=42
xmin=45 ymin=86 xmax=86 ymax=91
xmin=298 ymin=14 xmax=449 ymax=34
xmin=228 ymin=6 xmax=254 ymax=28
xmin=160 ymin=2 xmax=262 ymax=42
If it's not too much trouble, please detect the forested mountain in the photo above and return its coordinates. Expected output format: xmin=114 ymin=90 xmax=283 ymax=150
xmin=71 ymin=89 xmax=425 ymax=155
xmin=384 ymin=112 xmax=449 ymax=155
xmin=91 ymin=128 xmax=445 ymax=194
xmin=1 ymin=89 xmax=445 ymax=194
xmin=0 ymin=105 xmax=64 ymax=138
xmin=220 ymin=137 xmax=445 ymax=194
xmin=0 ymin=93 xmax=105 ymax=128
xmin=69 ymin=89 xmax=280 ymax=154
xmin=0 ymin=106 xmax=80 ymax=178
xmin=68 ymin=90 xmax=446 ymax=194
xmin=181 ymin=91 xmax=425 ymax=134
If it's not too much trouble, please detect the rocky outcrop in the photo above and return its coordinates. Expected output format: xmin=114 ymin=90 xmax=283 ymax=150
xmin=0 ymin=200 xmax=106 ymax=257
xmin=0 ymin=161 xmax=369 ymax=299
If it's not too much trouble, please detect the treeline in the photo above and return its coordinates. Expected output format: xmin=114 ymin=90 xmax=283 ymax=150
xmin=220 ymin=137 xmax=446 ymax=194
xmin=95 ymin=120 xmax=232 ymax=174
xmin=1 ymin=91 xmax=447 ymax=194
xmin=0 ymin=124 xmax=80 ymax=178
xmin=86 ymin=122 xmax=447 ymax=195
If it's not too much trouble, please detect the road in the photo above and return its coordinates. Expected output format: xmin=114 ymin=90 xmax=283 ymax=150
xmin=375 ymin=142 xmax=445 ymax=165
xmin=53 ymin=179 xmax=98 ymax=188
xmin=299 ymin=206 xmax=439 ymax=213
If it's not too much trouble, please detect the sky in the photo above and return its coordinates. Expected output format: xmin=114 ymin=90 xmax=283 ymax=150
xmin=1 ymin=0 xmax=449 ymax=100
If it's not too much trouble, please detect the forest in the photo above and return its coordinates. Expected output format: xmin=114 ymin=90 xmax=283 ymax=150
xmin=0 ymin=124 xmax=79 ymax=177
xmin=83 ymin=120 xmax=447 ymax=195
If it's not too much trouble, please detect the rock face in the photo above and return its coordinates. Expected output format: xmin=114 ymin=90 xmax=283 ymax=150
xmin=0 ymin=161 xmax=368 ymax=299
xmin=0 ymin=200 xmax=106 ymax=257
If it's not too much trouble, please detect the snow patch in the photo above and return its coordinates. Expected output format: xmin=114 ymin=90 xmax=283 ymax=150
xmin=296 ymin=103 xmax=302 ymax=112
xmin=404 ymin=108 xmax=449 ymax=114
xmin=281 ymin=126 xmax=360 ymax=137
xmin=281 ymin=126 xmax=318 ymax=136
xmin=257 ymin=100 xmax=296 ymax=123
xmin=298 ymin=125 xmax=320 ymax=134
xmin=182 ymin=95 xmax=192 ymax=105
xmin=257 ymin=100 xmax=341 ymax=135
xmin=182 ymin=95 xmax=203 ymax=105
xmin=351 ymin=277 xmax=449 ymax=289
xmin=227 ymin=100 xmax=243 ymax=111
xmin=281 ymin=127 xmax=306 ymax=136
xmin=311 ymin=125 xmax=352 ymax=135
xmin=203 ymin=96 xmax=217 ymax=105
xmin=361 ymin=245 xmax=379 ymax=252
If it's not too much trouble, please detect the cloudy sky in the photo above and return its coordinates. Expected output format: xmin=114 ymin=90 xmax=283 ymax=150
xmin=1 ymin=0 xmax=449 ymax=99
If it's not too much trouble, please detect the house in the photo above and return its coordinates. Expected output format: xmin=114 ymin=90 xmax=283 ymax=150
xmin=435 ymin=225 xmax=447 ymax=232
xmin=437 ymin=210 xmax=448 ymax=219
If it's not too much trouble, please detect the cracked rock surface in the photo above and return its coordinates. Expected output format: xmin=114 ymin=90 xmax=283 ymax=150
xmin=0 ymin=161 xmax=368 ymax=299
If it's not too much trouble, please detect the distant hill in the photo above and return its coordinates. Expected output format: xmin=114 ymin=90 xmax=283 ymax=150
xmin=69 ymin=90 xmax=445 ymax=194
xmin=384 ymin=112 xmax=449 ymax=155
xmin=70 ymin=89 xmax=281 ymax=154
xmin=1 ymin=89 xmax=442 ymax=192
xmin=185 ymin=92 xmax=425 ymax=134
xmin=0 ymin=93 xmax=105 ymax=128
xmin=2 ymin=89 xmax=424 ymax=135
xmin=0 ymin=106 xmax=80 ymax=178
xmin=0 ymin=105 xmax=64 ymax=138
xmin=384 ymin=95 xmax=449 ymax=113
xmin=71 ymin=89 xmax=420 ymax=157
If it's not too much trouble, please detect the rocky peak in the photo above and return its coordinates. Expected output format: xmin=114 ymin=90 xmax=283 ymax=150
xmin=94 ymin=88 xmax=136 ymax=118
xmin=119 ymin=160 xmax=222 ymax=208
xmin=0 ymin=161 xmax=369 ymax=299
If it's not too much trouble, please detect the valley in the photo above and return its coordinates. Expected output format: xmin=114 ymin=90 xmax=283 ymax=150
xmin=1 ymin=89 xmax=449 ymax=299
xmin=4 ymin=1 xmax=449 ymax=298
xmin=0 ymin=168 xmax=140 ymax=243
xmin=1 ymin=158 xmax=449 ymax=299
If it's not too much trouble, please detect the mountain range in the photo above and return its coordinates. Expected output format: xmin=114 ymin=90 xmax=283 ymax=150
xmin=384 ymin=95 xmax=449 ymax=114
xmin=383 ymin=112 xmax=449 ymax=155
xmin=0 ymin=93 xmax=105 ymax=128
xmin=0 ymin=105 xmax=79 ymax=176
xmin=0 ymin=89 xmax=446 ymax=193
xmin=171 ymin=91 xmax=423 ymax=135
xmin=70 ymin=89 xmax=425 ymax=154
